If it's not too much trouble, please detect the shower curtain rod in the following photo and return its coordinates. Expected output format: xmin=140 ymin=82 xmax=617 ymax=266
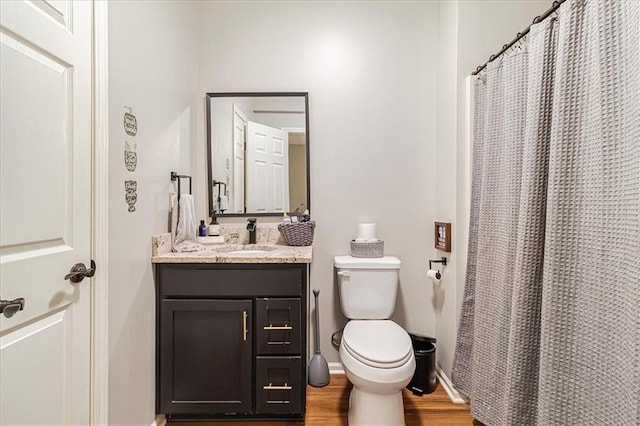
xmin=471 ymin=0 xmax=566 ymax=75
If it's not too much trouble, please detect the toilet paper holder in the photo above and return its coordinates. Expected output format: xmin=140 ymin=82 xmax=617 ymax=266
xmin=428 ymin=257 xmax=447 ymax=270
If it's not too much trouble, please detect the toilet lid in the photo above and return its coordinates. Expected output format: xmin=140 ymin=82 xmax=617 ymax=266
xmin=342 ymin=320 xmax=413 ymax=369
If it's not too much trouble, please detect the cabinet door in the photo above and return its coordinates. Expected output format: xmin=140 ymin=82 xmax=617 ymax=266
xmin=159 ymin=299 xmax=252 ymax=415
xmin=256 ymin=298 xmax=301 ymax=354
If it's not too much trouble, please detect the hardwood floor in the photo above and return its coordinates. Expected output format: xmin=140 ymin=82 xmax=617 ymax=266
xmin=171 ymin=375 xmax=475 ymax=426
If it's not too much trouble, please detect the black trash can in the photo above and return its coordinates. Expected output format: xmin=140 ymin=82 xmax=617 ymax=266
xmin=406 ymin=333 xmax=437 ymax=396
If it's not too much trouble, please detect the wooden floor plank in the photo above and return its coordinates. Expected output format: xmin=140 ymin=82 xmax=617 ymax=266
xmin=170 ymin=375 xmax=474 ymax=425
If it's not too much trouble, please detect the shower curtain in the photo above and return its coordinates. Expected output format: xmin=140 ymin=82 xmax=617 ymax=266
xmin=452 ymin=1 xmax=639 ymax=425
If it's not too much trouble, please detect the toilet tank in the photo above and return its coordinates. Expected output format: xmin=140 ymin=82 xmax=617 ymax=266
xmin=334 ymin=256 xmax=401 ymax=320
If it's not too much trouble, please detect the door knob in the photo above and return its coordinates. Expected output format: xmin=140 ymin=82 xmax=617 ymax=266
xmin=64 ymin=260 xmax=96 ymax=284
xmin=0 ymin=298 xmax=25 ymax=318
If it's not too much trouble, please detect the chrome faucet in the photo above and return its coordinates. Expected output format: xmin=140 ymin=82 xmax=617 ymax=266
xmin=246 ymin=218 xmax=257 ymax=244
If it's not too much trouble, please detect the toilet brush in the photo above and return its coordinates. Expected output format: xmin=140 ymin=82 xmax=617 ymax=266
xmin=308 ymin=288 xmax=329 ymax=387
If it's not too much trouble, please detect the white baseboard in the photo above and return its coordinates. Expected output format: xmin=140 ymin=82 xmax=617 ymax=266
xmin=151 ymin=414 xmax=166 ymax=426
xmin=328 ymin=361 xmax=345 ymax=375
xmin=435 ymin=366 xmax=468 ymax=404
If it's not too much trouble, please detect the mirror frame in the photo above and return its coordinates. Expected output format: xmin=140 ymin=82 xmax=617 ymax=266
xmin=206 ymin=92 xmax=310 ymax=217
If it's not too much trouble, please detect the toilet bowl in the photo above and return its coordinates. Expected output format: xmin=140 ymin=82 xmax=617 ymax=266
xmin=340 ymin=320 xmax=415 ymax=426
xmin=334 ymin=256 xmax=415 ymax=426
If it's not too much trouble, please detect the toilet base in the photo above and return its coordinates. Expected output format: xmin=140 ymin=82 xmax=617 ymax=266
xmin=348 ymin=386 xmax=405 ymax=426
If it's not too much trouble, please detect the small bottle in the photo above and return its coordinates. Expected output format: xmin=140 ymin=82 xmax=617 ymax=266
xmin=282 ymin=212 xmax=291 ymax=225
xmin=199 ymin=220 xmax=207 ymax=237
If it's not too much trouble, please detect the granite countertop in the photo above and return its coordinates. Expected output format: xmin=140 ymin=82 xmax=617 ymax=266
xmin=151 ymin=233 xmax=312 ymax=264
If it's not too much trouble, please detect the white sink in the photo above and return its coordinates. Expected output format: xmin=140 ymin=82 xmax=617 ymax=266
xmin=226 ymin=249 xmax=272 ymax=255
xmin=212 ymin=245 xmax=278 ymax=255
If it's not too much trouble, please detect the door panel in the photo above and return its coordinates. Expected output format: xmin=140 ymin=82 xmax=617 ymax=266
xmin=0 ymin=311 xmax=67 ymax=425
xmin=0 ymin=1 xmax=93 ymax=424
xmin=272 ymin=163 xmax=285 ymax=212
xmin=30 ymin=1 xmax=72 ymax=29
xmin=1 ymin=31 xmax=70 ymax=250
xmin=232 ymin=105 xmax=246 ymax=213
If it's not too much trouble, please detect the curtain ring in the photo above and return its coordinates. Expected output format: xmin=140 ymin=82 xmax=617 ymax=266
xmin=515 ymin=33 xmax=523 ymax=48
xmin=533 ymin=15 xmax=541 ymax=24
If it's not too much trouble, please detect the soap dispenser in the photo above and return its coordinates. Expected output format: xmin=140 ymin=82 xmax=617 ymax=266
xmin=208 ymin=210 xmax=220 ymax=236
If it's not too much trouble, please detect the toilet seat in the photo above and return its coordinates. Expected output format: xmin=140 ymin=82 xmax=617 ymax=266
xmin=342 ymin=320 xmax=413 ymax=369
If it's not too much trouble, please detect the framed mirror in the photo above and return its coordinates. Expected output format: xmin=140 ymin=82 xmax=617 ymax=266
xmin=206 ymin=92 xmax=309 ymax=217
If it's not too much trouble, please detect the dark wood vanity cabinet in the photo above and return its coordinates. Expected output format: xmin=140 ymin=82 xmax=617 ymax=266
xmin=155 ymin=263 xmax=308 ymax=421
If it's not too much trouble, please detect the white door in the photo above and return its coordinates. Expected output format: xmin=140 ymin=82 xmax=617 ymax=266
xmin=0 ymin=1 xmax=93 ymax=425
xmin=246 ymin=121 xmax=290 ymax=213
xmin=231 ymin=105 xmax=247 ymax=213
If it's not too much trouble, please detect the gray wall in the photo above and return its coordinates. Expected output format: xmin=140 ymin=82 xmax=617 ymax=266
xmin=196 ymin=0 xmax=440 ymax=362
xmin=107 ymin=2 xmax=199 ymax=424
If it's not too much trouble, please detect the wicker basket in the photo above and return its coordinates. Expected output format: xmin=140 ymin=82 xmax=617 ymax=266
xmin=278 ymin=221 xmax=315 ymax=246
xmin=350 ymin=240 xmax=384 ymax=258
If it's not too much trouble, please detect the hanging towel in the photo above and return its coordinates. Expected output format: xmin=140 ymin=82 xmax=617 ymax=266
xmin=171 ymin=194 xmax=203 ymax=252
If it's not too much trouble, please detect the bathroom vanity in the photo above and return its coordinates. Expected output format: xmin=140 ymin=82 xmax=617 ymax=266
xmin=152 ymin=236 xmax=312 ymax=421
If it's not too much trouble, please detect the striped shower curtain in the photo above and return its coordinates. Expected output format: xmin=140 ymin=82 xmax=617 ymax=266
xmin=452 ymin=1 xmax=639 ymax=425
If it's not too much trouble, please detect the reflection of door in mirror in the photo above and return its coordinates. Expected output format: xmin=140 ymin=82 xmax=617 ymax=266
xmin=232 ymin=105 xmax=246 ymax=213
xmin=246 ymin=121 xmax=289 ymax=213
xmin=207 ymin=94 xmax=308 ymax=216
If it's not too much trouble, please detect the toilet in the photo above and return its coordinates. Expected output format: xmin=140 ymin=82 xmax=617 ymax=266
xmin=334 ymin=256 xmax=415 ymax=426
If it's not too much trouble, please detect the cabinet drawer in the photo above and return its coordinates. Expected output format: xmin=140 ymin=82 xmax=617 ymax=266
xmin=158 ymin=265 xmax=302 ymax=298
xmin=256 ymin=298 xmax=301 ymax=355
xmin=255 ymin=356 xmax=302 ymax=415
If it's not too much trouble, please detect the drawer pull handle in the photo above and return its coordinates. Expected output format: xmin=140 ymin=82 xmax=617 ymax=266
xmin=263 ymin=383 xmax=292 ymax=390
xmin=242 ymin=311 xmax=248 ymax=341
xmin=263 ymin=324 xmax=293 ymax=330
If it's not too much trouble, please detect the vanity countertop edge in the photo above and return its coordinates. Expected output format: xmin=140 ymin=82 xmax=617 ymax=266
xmin=151 ymin=233 xmax=312 ymax=264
